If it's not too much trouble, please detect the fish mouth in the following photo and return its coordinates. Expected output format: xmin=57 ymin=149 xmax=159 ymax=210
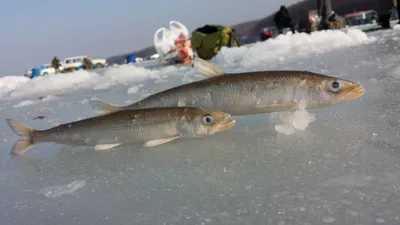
xmin=212 ymin=114 xmax=236 ymax=134
xmin=340 ymin=84 xmax=365 ymax=101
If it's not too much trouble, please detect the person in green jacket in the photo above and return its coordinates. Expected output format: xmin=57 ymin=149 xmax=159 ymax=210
xmin=191 ymin=25 xmax=241 ymax=60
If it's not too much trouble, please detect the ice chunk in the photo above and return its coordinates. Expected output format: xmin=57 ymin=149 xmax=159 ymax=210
xmin=127 ymin=86 xmax=140 ymax=94
xmin=37 ymin=180 xmax=86 ymax=199
xmin=274 ymin=100 xmax=316 ymax=135
xmin=13 ymin=100 xmax=36 ymax=108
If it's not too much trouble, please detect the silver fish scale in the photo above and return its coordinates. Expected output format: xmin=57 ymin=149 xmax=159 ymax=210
xmin=33 ymin=111 xmax=182 ymax=146
xmin=123 ymin=74 xmax=315 ymax=116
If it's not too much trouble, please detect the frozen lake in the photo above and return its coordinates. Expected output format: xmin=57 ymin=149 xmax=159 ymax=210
xmin=1 ymin=27 xmax=400 ymax=225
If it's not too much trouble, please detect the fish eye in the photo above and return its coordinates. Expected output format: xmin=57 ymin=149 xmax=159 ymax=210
xmin=202 ymin=114 xmax=214 ymax=124
xmin=329 ymin=80 xmax=340 ymax=92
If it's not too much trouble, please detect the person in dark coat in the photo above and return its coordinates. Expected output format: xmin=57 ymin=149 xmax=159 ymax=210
xmin=274 ymin=5 xmax=296 ymax=34
xmin=51 ymin=56 xmax=61 ymax=73
xmin=376 ymin=0 xmax=396 ymax=28
xmin=396 ymin=0 xmax=400 ymax=24
xmin=317 ymin=0 xmax=333 ymax=30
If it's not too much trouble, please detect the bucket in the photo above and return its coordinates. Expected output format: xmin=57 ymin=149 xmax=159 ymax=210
xmin=31 ymin=67 xmax=41 ymax=78
xmin=125 ymin=54 xmax=137 ymax=63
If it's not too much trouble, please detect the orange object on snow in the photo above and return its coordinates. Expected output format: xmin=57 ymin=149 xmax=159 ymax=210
xmin=154 ymin=21 xmax=195 ymax=66
xmin=165 ymin=32 xmax=194 ymax=65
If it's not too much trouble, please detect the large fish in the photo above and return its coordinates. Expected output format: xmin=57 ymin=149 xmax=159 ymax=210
xmin=89 ymin=59 xmax=365 ymax=116
xmin=6 ymin=107 xmax=235 ymax=155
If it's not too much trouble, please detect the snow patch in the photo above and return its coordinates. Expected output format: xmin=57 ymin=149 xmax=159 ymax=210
xmin=127 ymin=84 xmax=143 ymax=94
xmin=215 ymin=29 xmax=376 ymax=69
xmin=13 ymin=100 xmax=36 ymax=108
xmin=38 ymin=180 xmax=86 ymax=199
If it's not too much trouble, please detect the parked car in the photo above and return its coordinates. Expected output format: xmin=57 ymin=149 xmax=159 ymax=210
xmin=62 ymin=56 xmax=107 ymax=72
xmin=24 ymin=64 xmax=64 ymax=78
xmin=345 ymin=10 xmax=378 ymax=26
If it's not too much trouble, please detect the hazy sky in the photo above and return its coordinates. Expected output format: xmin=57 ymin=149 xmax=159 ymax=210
xmin=0 ymin=0 xmax=297 ymax=75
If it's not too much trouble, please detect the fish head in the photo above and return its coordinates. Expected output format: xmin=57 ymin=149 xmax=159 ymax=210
xmin=182 ymin=109 xmax=236 ymax=137
xmin=311 ymin=75 xmax=365 ymax=107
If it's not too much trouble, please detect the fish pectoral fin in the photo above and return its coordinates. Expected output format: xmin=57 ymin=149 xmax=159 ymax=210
xmin=254 ymin=102 xmax=298 ymax=111
xmin=94 ymin=143 xmax=122 ymax=151
xmin=143 ymin=135 xmax=180 ymax=148
xmin=193 ymin=57 xmax=225 ymax=78
xmin=89 ymin=100 xmax=123 ymax=115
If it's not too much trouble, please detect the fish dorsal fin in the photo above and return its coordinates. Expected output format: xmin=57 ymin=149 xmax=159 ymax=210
xmin=89 ymin=100 xmax=123 ymax=115
xmin=193 ymin=57 xmax=225 ymax=78
xmin=143 ymin=135 xmax=180 ymax=147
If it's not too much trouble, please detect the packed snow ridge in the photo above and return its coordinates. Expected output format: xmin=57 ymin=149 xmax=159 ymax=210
xmin=0 ymin=29 xmax=375 ymax=100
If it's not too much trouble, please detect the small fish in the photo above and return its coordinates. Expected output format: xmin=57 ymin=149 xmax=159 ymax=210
xmin=6 ymin=107 xmax=235 ymax=155
xmin=89 ymin=58 xmax=365 ymax=116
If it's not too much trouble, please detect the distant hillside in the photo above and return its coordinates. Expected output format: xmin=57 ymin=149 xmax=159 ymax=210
xmin=107 ymin=0 xmax=380 ymax=65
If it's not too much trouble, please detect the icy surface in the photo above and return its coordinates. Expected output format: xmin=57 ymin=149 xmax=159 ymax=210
xmin=1 ymin=29 xmax=400 ymax=225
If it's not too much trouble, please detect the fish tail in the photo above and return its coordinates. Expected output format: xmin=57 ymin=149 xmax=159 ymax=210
xmin=89 ymin=100 xmax=123 ymax=115
xmin=6 ymin=119 xmax=37 ymax=155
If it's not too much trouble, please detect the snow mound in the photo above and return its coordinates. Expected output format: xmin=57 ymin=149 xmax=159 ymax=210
xmin=215 ymin=29 xmax=376 ymax=69
xmin=0 ymin=29 xmax=375 ymax=101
